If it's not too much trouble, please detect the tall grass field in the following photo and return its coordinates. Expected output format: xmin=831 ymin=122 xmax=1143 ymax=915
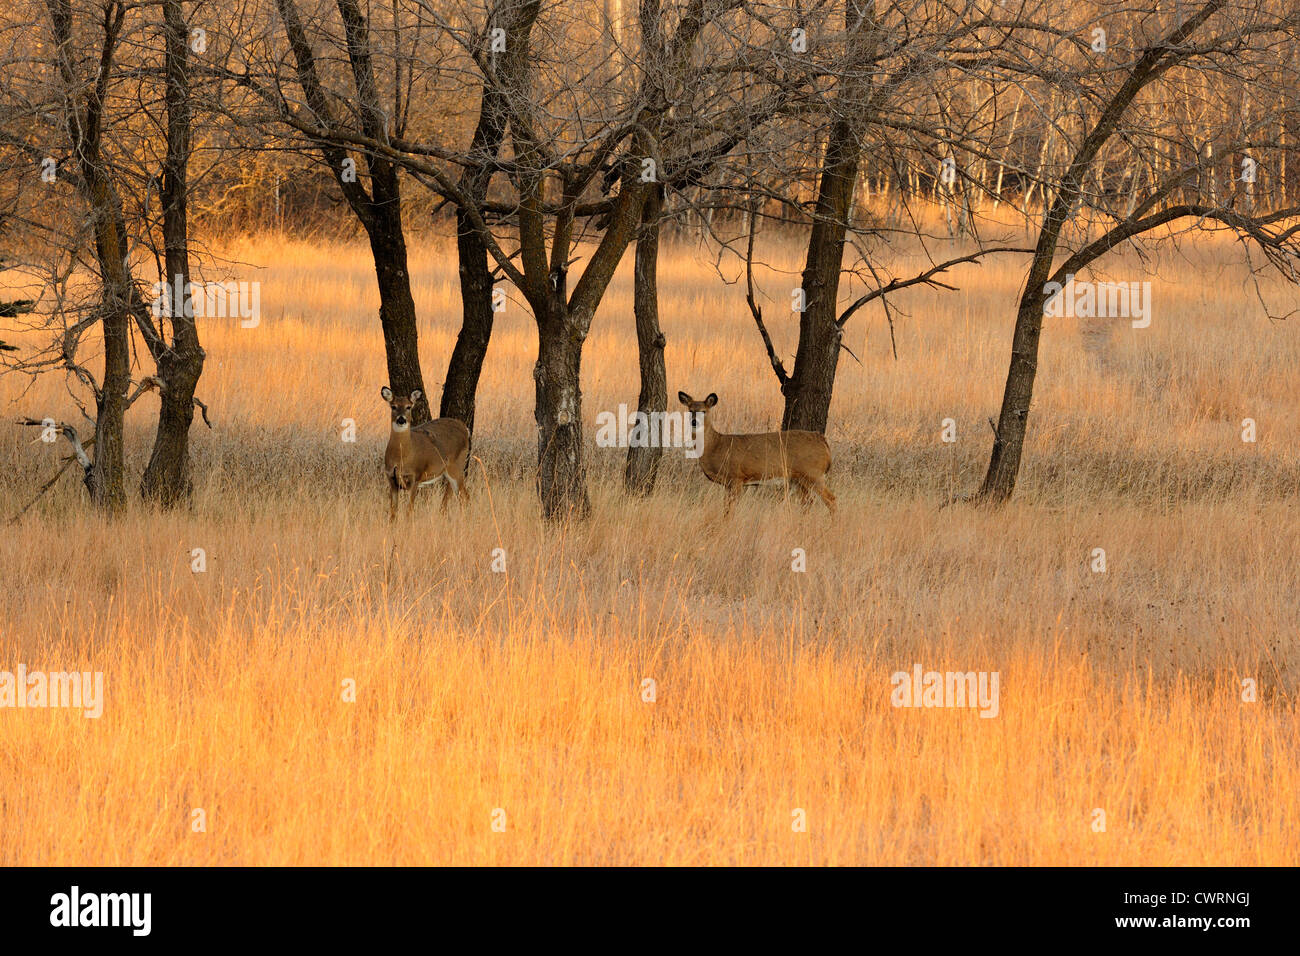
xmin=2 ymin=234 xmax=1297 ymax=864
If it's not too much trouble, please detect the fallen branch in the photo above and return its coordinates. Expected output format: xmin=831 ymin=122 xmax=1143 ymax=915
xmin=18 ymin=419 xmax=91 ymax=471
xmin=7 ymin=455 xmax=77 ymax=524
xmin=9 ymin=420 xmax=96 ymax=523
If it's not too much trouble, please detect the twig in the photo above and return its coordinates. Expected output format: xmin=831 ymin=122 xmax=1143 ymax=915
xmin=837 ymin=247 xmax=1034 ymax=327
xmin=744 ymin=194 xmax=790 ymax=386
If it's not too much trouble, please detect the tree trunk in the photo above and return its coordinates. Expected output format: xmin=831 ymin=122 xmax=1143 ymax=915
xmin=624 ymin=186 xmax=666 ymax=494
xmin=534 ymin=300 xmax=590 ymax=518
xmin=142 ymin=0 xmax=204 ymax=507
xmin=977 ymin=294 xmax=1043 ymax=502
xmin=441 ymin=207 xmax=494 ymax=432
xmin=783 ymin=189 xmax=850 ymax=433
xmin=90 ymin=280 xmax=130 ymax=510
xmin=277 ymin=0 xmax=428 ymax=422
xmin=367 ymin=203 xmax=428 ymax=423
xmin=49 ymin=0 xmax=129 ymax=509
xmin=83 ymin=176 xmax=132 ymax=511
xmin=142 ymin=347 xmax=201 ymax=505
xmin=440 ymin=1 xmax=541 ymax=434
xmin=780 ymin=0 xmax=872 ymax=433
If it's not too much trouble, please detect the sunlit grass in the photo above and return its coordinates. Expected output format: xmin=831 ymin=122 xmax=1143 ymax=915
xmin=0 ymin=232 xmax=1297 ymax=864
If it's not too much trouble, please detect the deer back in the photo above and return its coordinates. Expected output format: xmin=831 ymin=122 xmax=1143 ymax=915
xmin=702 ymin=428 xmax=830 ymax=484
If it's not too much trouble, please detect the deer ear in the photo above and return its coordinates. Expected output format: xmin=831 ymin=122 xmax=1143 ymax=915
xmin=677 ymin=391 xmax=691 ymax=405
xmin=381 ymin=386 xmax=393 ymax=401
xmin=409 ymin=389 xmax=422 ymax=403
xmin=705 ymin=393 xmax=718 ymax=407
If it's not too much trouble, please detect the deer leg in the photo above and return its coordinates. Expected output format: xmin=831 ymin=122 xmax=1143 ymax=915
xmin=454 ymin=455 xmax=470 ymax=505
xmin=388 ymin=483 xmax=399 ymax=523
xmin=812 ymin=476 xmax=837 ymax=515
xmin=440 ymin=476 xmax=454 ymax=513
xmin=408 ymin=484 xmax=419 ymax=516
xmin=723 ymin=481 xmax=742 ymax=517
xmin=792 ymin=477 xmax=814 ymax=510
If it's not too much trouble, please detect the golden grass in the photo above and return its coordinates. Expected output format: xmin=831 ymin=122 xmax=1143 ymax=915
xmin=1 ymin=232 xmax=1297 ymax=864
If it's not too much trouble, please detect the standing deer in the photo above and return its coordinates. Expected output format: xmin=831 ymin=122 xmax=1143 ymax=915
xmin=380 ymin=387 xmax=470 ymax=520
xmin=678 ymin=391 xmax=836 ymax=515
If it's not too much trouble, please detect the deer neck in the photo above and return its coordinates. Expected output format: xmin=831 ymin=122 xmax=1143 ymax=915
xmin=387 ymin=425 xmax=417 ymax=465
xmin=699 ymin=413 xmax=723 ymax=458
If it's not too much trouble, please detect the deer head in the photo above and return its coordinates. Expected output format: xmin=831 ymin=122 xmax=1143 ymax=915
xmin=381 ymin=386 xmax=422 ymax=432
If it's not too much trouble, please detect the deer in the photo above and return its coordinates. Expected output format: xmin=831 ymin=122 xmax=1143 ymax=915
xmin=380 ymin=386 xmax=470 ymax=521
xmin=678 ymin=391 xmax=836 ymax=516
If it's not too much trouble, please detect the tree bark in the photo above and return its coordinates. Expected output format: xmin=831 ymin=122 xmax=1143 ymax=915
xmin=976 ymin=296 xmax=1042 ymax=501
xmin=367 ymin=202 xmax=426 ymax=421
xmin=442 ymin=207 xmax=494 ymax=433
xmin=783 ymin=140 xmax=855 ymax=433
xmin=89 ymin=218 xmax=130 ymax=511
xmin=142 ymin=0 xmax=204 ymax=507
xmin=624 ymin=185 xmax=666 ymax=494
xmin=534 ymin=299 xmax=590 ymax=518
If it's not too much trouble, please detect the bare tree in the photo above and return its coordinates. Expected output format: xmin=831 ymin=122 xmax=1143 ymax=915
xmin=140 ymin=0 xmax=205 ymax=505
xmin=1 ymin=0 xmax=211 ymax=510
xmin=440 ymin=0 xmax=540 ymax=435
xmin=270 ymin=0 xmax=431 ymax=421
xmin=386 ymin=0 xmax=747 ymax=516
xmin=42 ymin=0 xmax=136 ymax=508
xmin=976 ymin=0 xmax=1300 ymax=502
xmin=735 ymin=0 xmax=1034 ymax=434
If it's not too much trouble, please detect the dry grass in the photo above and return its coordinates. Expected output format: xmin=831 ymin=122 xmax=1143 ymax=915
xmin=1 ymin=232 xmax=1297 ymax=864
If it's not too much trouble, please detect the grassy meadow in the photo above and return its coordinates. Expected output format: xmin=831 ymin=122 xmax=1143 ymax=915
xmin=1 ymin=230 xmax=1298 ymax=864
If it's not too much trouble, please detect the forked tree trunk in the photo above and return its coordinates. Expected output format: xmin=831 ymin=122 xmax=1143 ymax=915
xmin=441 ymin=0 xmax=540 ymax=434
xmin=511 ymin=0 xmax=702 ymax=518
xmin=624 ymin=186 xmax=666 ymax=494
xmin=534 ymin=300 xmax=590 ymax=518
xmin=142 ymin=0 xmax=204 ymax=506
